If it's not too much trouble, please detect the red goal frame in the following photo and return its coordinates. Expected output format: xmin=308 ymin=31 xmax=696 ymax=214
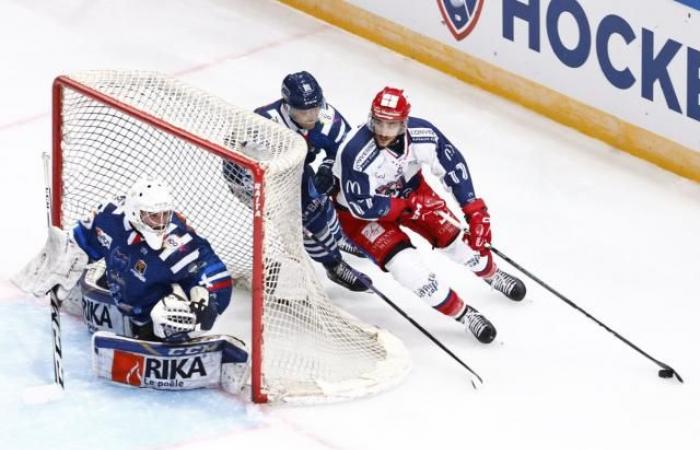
xmin=51 ymin=76 xmax=270 ymax=403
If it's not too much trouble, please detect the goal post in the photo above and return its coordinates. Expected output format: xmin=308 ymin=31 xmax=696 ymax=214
xmin=51 ymin=71 xmax=410 ymax=403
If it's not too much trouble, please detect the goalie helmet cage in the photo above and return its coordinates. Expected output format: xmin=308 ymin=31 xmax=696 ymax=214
xmin=51 ymin=71 xmax=410 ymax=403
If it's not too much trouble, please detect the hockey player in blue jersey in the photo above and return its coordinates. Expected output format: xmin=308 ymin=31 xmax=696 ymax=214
xmin=224 ymin=71 xmax=371 ymax=292
xmin=14 ymin=178 xmax=249 ymax=393
xmin=17 ymin=178 xmax=233 ymax=341
xmin=334 ymin=87 xmax=527 ymax=344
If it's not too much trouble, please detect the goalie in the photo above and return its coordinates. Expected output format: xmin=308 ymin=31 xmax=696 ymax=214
xmin=14 ymin=178 xmax=249 ymax=394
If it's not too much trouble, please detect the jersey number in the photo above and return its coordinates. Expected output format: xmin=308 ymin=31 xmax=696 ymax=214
xmin=447 ymin=162 xmax=469 ymax=184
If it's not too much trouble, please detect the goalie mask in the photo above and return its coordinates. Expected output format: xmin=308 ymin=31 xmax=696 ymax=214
xmin=124 ymin=178 xmax=174 ymax=250
xmin=368 ymin=87 xmax=411 ymax=148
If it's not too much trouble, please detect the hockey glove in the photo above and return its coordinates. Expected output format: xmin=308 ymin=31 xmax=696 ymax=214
xmin=151 ymin=295 xmax=197 ymax=341
xmin=189 ymin=286 xmax=217 ymax=331
xmin=405 ymin=191 xmax=446 ymax=222
xmin=313 ymin=159 xmax=336 ymax=195
xmin=12 ymin=226 xmax=88 ymax=298
xmin=151 ymin=286 xmax=217 ymax=341
xmin=462 ymin=198 xmax=491 ymax=254
xmin=306 ymin=129 xmax=335 ymax=152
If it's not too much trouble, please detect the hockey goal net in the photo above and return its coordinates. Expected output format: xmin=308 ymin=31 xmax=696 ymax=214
xmin=51 ymin=71 xmax=410 ymax=403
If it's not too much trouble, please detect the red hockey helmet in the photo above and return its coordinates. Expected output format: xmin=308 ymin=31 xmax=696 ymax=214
xmin=371 ymin=87 xmax=411 ymax=121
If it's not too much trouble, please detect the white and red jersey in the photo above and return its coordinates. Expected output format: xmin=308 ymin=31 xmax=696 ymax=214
xmin=334 ymin=116 xmax=477 ymax=220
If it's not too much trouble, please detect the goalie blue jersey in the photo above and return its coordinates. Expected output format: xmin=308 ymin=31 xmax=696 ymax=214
xmin=72 ymin=199 xmax=233 ymax=322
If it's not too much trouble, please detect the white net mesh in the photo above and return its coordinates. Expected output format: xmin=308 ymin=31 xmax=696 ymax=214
xmin=55 ymin=71 xmax=410 ymax=403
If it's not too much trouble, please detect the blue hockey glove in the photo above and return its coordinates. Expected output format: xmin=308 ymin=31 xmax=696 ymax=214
xmin=314 ymin=160 xmax=336 ymax=195
xmin=306 ymin=129 xmax=335 ymax=151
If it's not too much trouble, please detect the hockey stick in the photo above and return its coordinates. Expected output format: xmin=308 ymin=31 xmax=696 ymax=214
xmin=43 ymin=152 xmax=65 ymax=389
xmin=303 ymin=228 xmax=484 ymax=387
xmin=438 ymin=211 xmax=684 ymax=383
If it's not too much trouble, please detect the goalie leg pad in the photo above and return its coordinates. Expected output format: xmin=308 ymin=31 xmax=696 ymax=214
xmin=80 ymin=261 xmax=134 ymax=336
xmin=92 ymin=332 xmax=250 ymax=394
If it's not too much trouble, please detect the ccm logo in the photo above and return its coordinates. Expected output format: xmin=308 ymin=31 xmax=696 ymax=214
xmin=167 ymin=343 xmax=219 ymax=356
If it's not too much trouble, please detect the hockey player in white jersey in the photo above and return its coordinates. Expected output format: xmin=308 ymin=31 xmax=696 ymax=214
xmin=334 ymin=87 xmax=526 ymax=344
xmin=227 ymin=71 xmax=371 ymax=292
xmin=14 ymin=178 xmax=249 ymax=393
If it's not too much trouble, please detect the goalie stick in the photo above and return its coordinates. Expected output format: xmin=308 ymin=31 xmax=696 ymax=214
xmin=49 ymin=287 xmax=64 ymax=388
xmin=43 ymin=152 xmax=65 ymax=389
xmin=303 ymin=228 xmax=483 ymax=388
xmin=437 ymin=211 xmax=683 ymax=383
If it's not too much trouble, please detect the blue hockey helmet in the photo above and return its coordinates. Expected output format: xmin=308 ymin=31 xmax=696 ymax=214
xmin=281 ymin=71 xmax=324 ymax=110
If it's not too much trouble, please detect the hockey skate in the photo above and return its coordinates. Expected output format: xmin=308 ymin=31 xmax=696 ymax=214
xmin=485 ymin=269 xmax=526 ymax=301
xmin=324 ymin=261 xmax=371 ymax=292
xmin=337 ymin=236 xmax=366 ymax=258
xmin=460 ymin=305 xmax=497 ymax=344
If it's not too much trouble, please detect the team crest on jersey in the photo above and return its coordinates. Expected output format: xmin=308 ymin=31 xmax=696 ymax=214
xmin=131 ymin=259 xmax=147 ymax=282
xmin=377 ymin=175 xmax=407 ymax=197
xmin=436 ymin=0 xmax=484 ymax=41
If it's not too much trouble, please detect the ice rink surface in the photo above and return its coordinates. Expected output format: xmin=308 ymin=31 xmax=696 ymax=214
xmin=1 ymin=1 xmax=699 ymax=449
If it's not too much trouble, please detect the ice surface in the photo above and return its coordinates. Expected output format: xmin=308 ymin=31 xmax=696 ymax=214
xmin=0 ymin=1 xmax=698 ymax=449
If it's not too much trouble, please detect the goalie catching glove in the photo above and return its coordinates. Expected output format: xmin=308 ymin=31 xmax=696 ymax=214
xmin=12 ymin=225 xmax=88 ymax=299
xmin=151 ymin=284 xmax=218 ymax=342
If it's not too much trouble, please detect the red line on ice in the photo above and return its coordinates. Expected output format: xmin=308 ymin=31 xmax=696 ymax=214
xmin=0 ymin=26 xmax=328 ymax=132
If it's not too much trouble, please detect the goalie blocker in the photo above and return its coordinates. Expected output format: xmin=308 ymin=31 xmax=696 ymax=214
xmin=93 ymin=332 xmax=250 ymax=394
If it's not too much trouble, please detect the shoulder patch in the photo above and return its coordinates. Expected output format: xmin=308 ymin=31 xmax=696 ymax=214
xmin=408 ymin=127 xmax=437 ymax=143
xmin=353 ymin=143 xmax=379 ymax=172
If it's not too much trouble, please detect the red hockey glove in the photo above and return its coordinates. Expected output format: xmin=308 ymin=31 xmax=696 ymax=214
xmin=383 ymin=192 xmax=446 ymax=222
xmin=405 ymin=192 xmax=446 ymax=221
xmin=382 ymin=197 xmax=410 ymax=222
xmin=461 ymin=198 xmax=491 ymax=254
